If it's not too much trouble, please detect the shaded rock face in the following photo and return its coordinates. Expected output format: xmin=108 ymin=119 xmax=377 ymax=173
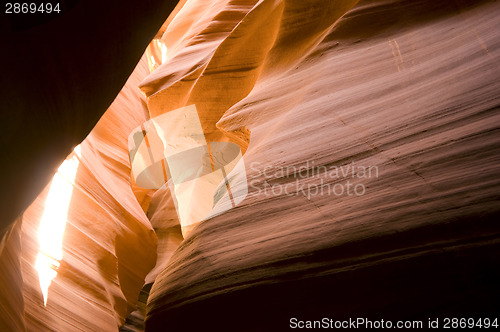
xmin=142 ymin=0 xmax=500 ymax=330
xmin=1 ymin=0 xmax=179 ymax=329
xmin=0 ymin=0 xmax=179 ymax=242
xmin=1 ymin=0 xmax=500 ymax=331
xmin=1 ymin=56 xmax=158 ymax=331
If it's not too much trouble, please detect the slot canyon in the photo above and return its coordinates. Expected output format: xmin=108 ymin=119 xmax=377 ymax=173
xmin=1 ymin=0 xmax=499 ymax=331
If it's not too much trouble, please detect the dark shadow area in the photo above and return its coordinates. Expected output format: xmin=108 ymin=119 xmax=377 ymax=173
xmin=0 ymin=0 xmax=179 ymax=239
xmin=146 ymin=212 xmax=500 ymax=331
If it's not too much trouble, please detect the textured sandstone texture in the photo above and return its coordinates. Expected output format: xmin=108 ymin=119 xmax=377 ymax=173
xmin=0 ymin=219 xmax=25 ymax=331
xmin=1 ymin=1 xmax=178 ymax=330
xmin=143 ymin=0 xmax=500 ymax=330
xmin=16 ymin=56 xmax=156 ymax=331
xmin=0 ymin=0 xmax=179 ymax=246
xmin=1 ymin=0 xmax=499 ymax=331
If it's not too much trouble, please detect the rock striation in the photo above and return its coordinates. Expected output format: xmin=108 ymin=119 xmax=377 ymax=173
xmin=142 ymin=0 xmax=500 ymax=330
xmin=1 ymin=0 xmax=500 ymax=331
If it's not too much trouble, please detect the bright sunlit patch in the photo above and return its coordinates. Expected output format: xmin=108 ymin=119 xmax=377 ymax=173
xmin=35 ymin=145 xmax=80 ymax=306
xmin=146 ymin=39 xmax=168 ymax=72
xmin=158 ymin=39 xmax=168 ymax=65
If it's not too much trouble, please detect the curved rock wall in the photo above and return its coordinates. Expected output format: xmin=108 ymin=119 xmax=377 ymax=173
xmin=0 ymin=0 xmax=179 ymax=241
xmin=0 ymin=219 xmax=25 ymax=331
xmin=0 ymin=57 xmax=158 ymax=331
xmin=1 ymin=0 xmax=499 ymax=331
xmin=144 ymin=0 xmax=500 ymax=330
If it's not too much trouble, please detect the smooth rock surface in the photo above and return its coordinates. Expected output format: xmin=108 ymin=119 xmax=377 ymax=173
xmin=1 ymin=0 xmax=499 ymax=331
xmin=0 ymin=0 xmax=179 ymax=244
xmin=144 ymin=0 xmax=500 ymax=330
xmin=1 ymin=56 xmax=158 ymax=331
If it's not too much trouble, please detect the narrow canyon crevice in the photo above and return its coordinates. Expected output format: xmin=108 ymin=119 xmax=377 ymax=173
xmin=1 ymin=0 xmax=500 ymax=331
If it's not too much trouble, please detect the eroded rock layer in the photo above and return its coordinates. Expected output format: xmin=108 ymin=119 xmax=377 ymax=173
xmin=1 ymin=57 xmax=158 ymax=331
xmin=0 ymin=0 xmax=179 ymax=242
xmin=144 ymin=0 xmax=500 ymax=330
xmin=1 ymin=0 xmax=499 ymax=331
xmin=1 ymin=2 xmax=181 ymax=330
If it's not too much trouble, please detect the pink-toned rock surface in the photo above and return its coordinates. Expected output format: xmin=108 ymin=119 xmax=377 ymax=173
xmin=0 ymin=0 xmax=179 ymax=244
xmin=1 ymin=2 xmax=178 ymax=330
xmin=1 ymin=0 xmax=500 ymax=331
xmin=17 ymin=56 xmax=157 ymax=331
xmin=0 ymin=219 xmax=24 ymax=331
xmin=143 ymin=0 xmax=500 ymax=330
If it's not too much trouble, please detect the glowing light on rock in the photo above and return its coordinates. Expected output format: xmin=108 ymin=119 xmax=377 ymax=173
xmin=128 ymin=105 xmax=248 ymax=237
xmin=158 ymin=39 xmax=168 ymax=65
xmin=146 ymin=39 xmax=168 ymax=72
xmin=35 ymin=145 xmax=81 ymax=306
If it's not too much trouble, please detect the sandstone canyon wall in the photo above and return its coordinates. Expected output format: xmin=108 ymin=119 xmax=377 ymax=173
xmin=143 ymin=0 xmax=500 ymax=330
xmin=2 ymin=56 xmax=159 ymax=331
xmin=0 ymin=0 xmax=179 ymax=243
xmin=1 ymin=0 xmax=500 ymax=331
